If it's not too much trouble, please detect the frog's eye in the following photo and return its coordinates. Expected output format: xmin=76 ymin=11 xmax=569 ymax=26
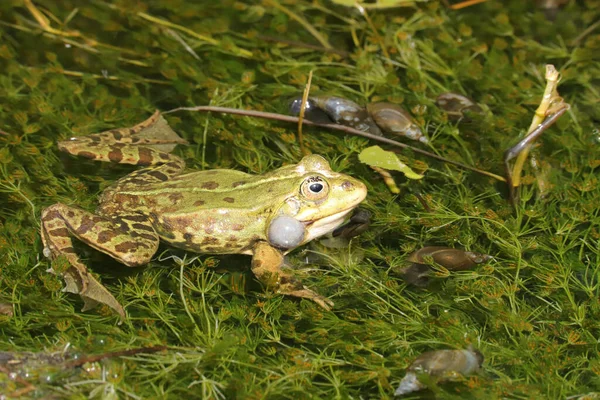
xmin=301 ymin=176 xmax=329 ymax=201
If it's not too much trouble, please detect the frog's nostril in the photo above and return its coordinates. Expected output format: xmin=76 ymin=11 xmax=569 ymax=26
xmin=341 ymin=180 xmax=354 ymax=191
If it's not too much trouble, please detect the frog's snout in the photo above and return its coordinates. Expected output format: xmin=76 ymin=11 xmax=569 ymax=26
xmin=340 ymin=178 xmax=367 ymax=205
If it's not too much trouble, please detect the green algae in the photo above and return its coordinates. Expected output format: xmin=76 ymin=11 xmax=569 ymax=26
xmin=1 ymin=0 xmax=600 ymax=398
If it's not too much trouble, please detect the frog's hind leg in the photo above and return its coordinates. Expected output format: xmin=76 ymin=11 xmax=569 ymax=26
xmin=41 ymin=203 xmax=160 ymax=317
xmin=58 ymin=110 xmax=187 ymax=169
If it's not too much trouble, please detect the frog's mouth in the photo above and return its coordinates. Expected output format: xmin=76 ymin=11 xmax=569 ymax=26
xmin=302 ymin=206 xmax=357 ymax=243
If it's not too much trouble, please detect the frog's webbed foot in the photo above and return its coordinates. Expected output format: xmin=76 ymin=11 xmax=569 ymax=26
xmin=41 ymin=203 xmax=160 ymax=318
xmin=251 ymin=241 xmax=334 ymax=310
xmin=61 ymin=266 xmax=125 ymax=317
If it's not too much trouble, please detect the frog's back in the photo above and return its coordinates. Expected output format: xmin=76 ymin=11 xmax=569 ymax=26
xmin=97 ymin=168 xmax=254 ymax=216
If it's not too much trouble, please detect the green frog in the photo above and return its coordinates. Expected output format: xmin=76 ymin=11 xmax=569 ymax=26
xmin=41 ymin=111 xmax=368 ymax=317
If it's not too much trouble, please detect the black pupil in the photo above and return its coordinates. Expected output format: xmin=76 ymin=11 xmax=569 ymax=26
xmin=309 ymin=183 xmax=323 ymax=193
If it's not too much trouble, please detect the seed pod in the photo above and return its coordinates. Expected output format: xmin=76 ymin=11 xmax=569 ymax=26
xmin=395 ymin=347 xmax=484 ymax=396
xmin=367 ymin=102 xmax=428 ymax=143
xmin=289 ymin=97 xmax=334 ymax=124
xmin=407 ymin=246 xmax=492 ymax=271
xmin=436 ymin=93 xmax=483 ymax=119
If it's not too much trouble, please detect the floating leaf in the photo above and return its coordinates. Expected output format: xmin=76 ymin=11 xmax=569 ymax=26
xmin=358 ymin=145 xmax=423 ymax=180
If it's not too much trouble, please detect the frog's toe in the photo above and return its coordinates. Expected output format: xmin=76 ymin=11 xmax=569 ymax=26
xmin=282 ymin=287 xmax=334 ymax=311
xmin=313 ymin=295 xmax=334 ymax=311
xmin=79 ymin=274 xmax=126 ymax=318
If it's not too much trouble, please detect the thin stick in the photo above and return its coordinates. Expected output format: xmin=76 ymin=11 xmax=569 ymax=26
xmin=571 ymin=19 xmax=600 ymax=46
xmin=63 ymin=345 xmax=167 ymax=368
xmin=356 ymin=4 xmax=391 ymax=61
xmin=297 ymin=71 xmax=314 ymax=156
xmin=449 ymin=0 xmax=488 ymax=10
xmin=164 ymin=105 xmax=507 ymax=182
xmin=263 ymin=0 xmax=331 ymax=49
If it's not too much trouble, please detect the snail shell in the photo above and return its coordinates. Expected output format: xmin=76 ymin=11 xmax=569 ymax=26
xmin=290 ymin=96 xmax=383 ymax=136
xmin=367 ymin=102 xmax=428 ymax=144
xmin=289 ymin=97 xmax=334 ymax=124
xmin=407 ymin=246 xmax=492 ymax=271
xmin=394 ymin=347 xmax=484 ymax=396
xmin=311 ymin=96 xmax=383 ymax=136
xmin=436 ymin=93 xmax=483 ymax=119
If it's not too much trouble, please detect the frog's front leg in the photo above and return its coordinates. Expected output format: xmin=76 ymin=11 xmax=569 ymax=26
xmin=251 ymin=242 xmax=334 ymax=310
xmin=41 ymin=203 xmax=160 ymax=317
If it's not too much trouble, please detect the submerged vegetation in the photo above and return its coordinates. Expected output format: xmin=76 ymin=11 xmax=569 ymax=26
xmin=1 ymin=0 xmax=600 ymax=398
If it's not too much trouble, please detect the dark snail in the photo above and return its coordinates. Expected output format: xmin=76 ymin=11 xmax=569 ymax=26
xmin=407 ymin=246 xmax=491 ymax=271
xmin=367 ymin=102 xmax=427 ymax=143
xmin=394 ymin=347 xmax=484 ymax=396
xmin=289 ymin=96 xmax=429 ymax=142
xmin=436 ymin=93 xmax=483 ymax=120
xmin=399 ymin=246 xmax=492 ymax=286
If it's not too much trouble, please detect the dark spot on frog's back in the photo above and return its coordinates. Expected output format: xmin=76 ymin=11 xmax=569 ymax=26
xmin=148 ymin=170 xmax=169 ymax=181
xmin=201 ymin=236 xmax=219 ymax=244
xmin=108 ymin=148 xmax=123 ymax=162
xmin=121 ymin=214 xmax=148 ymax=223
xmin=223 ymin=197 xmax=235 ymax=203
xmin=138 ymin=147 xmax=153 ymax=165
xmin=193 ymin=200 xmax=205 ymax=207
xmin=201 ymin=181 xmax=219 ymax=190
xmin=132 ymin=223 xmax=155 ymax=232
xmin=232 ymin=224 xmax=244 ymax=231
xmin=97 ymin=230 xmax=117 ymax=244
xmin=49 ymin=228 xmax=69 ymax=237
xmin=168 ymin=193 xmax=184 ymax=203
xmin=232 ymin=181 xmax=247 ymax=188
xmin=115 ymin=241 xmax=137 ymax=253
xmin=77 ymin=215 xmax=101 ymax=234
xmin=183 ymin=232 xmax=193 ymax=243
xmin=77 ymin=151 xmax=97 ymax=160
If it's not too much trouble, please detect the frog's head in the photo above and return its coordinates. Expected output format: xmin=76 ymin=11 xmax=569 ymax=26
xmin=268 ymin=155 xmax=367 ymax=249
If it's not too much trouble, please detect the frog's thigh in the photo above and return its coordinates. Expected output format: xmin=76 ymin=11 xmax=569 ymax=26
xmin=251 ymin=242 xmax=334 ymax=310
xmin=41 ymin=203 xmax=159 ymax=267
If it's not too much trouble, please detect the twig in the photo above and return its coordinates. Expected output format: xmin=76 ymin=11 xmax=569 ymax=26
xmin=571 ymin=19 xmax=600 ymax=46
xmin=164 ymin=105 xmax=506 ymax=182
xmin=25 ymin=66 xmax=171 ymax=85
xmin=263 ymin=0 xmax=332 ymax=49
xmin=63 ymin=345 xmax=167 ymax=368
xmin=355 ymin=4 xmax=391 ymax=61
xmin=297 ymin=70 xmax=314 ymax=156
xmin=449 ymin=0 xmax=488 ymax=10
xmin=166 ymin=28 xmax=201 ymax=60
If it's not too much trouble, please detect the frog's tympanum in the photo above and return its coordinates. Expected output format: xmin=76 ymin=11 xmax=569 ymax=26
xmin=41 ymin=111 xmax=368 ymax=317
